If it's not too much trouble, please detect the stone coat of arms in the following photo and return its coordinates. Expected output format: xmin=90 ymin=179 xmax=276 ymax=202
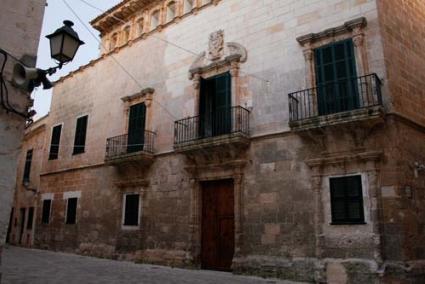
xmin=208 ymin=30 xmax=224 ymax=61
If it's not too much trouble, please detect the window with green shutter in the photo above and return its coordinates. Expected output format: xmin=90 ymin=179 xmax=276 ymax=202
xmin=23 ymin=149 xmax=33 ymax=183
xmin=73 ymin=116 xmax=88 ymax=155
xmin=49 ymin=125 xmax=62 ymax=160
xmin=315 ymin=39 xmax=359 ymax=115
xmin=127 ymin=103 xmax=146 ymax=153
xmin=199 ymin=72 xmax=231 ymax=138
xmin=330 ymin=175 xmax=365 ymax=224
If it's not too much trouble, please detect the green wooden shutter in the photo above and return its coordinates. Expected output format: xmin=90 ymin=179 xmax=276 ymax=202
xmin=315 ymin=39 xmax=358 ymax=115
xmin=127 ymin=103 xmax=146 ymax=153
xmin=49 ymin=125 xmax=62 ymax=160
xmin=213 ymin=72 xmax=231 ymax=135
xmin=73 ymin=115 xmax=88 ymax=155
xmin=23 ymin=149 xmax=33 ymax=183
xmin=199 ymin=77 xmax=207 ymax=138
xmin=346 ymin=176 xmax=364 ymax=221
xmin=330 ymin=175 xmax=365 ymax=224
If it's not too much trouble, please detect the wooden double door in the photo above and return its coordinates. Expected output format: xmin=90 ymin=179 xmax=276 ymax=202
xmin=201 ymin=179 xmax=235 ymax=271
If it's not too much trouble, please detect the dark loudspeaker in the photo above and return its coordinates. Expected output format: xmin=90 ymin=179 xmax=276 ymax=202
xmin=12 ymin=63 xmax=52 ymax=92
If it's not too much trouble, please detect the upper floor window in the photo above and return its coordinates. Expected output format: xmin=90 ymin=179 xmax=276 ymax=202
xmin=73 ymin=115 xmax=88 ymax=155
xmin=314 ymin=39 xmax=358 ymax=116
xmin=151 ymin=10 xmax=160 ymax=30
xmin=199 ymin=73 xmax=232 ymax=137
xmin=183 ymin=0 xmax=194 ymax=14
xmin=137 ymin=18 xmax=145 ymax=36
xmin=127 ymin=102 xmax=147 ymax=153
xmin=329 ymin=175 xmax=365 ymax=225
xmin=123 ymin=26 xmax=131 ymax=43
xmin=49 ymin=124 xmax=62 ymax=160
xmin=166 ymin=2 xmax=176 ymax=23
xmin=23 ymin=149 xmax=33 ymax=183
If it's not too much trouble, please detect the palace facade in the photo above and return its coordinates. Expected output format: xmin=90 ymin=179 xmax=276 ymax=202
xmin=9 ymin=0 xmax=425 ymax=283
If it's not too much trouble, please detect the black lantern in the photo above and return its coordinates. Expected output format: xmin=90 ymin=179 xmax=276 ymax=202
xmin=46 ymin=20 xmax=85 ymax=67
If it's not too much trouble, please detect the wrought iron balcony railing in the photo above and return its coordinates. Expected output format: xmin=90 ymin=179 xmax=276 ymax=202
xmin=288 ymin=73 xmax=382 ymax=122
xmin=174 ymin=106 xmax=250 ymax=145
xmin=105 ymin=130 xmax=155 ymax=160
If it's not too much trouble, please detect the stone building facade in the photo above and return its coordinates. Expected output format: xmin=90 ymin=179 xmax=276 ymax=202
xmin=11 ymin=0 xmax=425 ymax=282
xmin=0 ymin=0 xmax=46 ymax=282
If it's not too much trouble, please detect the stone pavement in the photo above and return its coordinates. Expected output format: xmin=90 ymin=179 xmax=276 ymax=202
xmin=1 ymin=246 xmax=304 ymax=284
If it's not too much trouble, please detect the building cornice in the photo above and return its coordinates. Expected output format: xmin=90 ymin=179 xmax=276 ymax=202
xmin=297 ymin=17 xmax=367 ymax=46
xmin=91 ymin=0 xmax=153 ymax=33
xmin=54 ymin=0 xmax=221 ymax=86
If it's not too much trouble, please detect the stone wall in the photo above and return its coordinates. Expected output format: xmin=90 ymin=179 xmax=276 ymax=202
xmin=377 ymin=0 xmax=425 ymax=126
xmin=0 ymin=0 xmax=45 ymax=282
xmin=18 ymin=0 xmax=425 ymax=283
xmin=379 ymin=115 xmax=425 ymax=283
xmin=9 ymin=116 xmax=48 ymax=247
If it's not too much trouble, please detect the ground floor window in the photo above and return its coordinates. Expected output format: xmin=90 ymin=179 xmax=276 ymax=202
xmin=65 ymin=198 xmax=78 ymax=224
xmin=123 ymin=194 xmax=140 ymax=227
xmin=329 ymin=175 xmax=365 ymax=224
xmin=41 ymin=200 xmax=52 ymax=224
xmin=27 ymin=207 xmax=34 ymax=229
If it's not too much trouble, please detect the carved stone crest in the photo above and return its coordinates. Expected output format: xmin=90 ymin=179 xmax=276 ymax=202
xmin=189 ymin=30 xmax=248 ymax=80
xmin=208 ymin=30 xmax=224 ymax=61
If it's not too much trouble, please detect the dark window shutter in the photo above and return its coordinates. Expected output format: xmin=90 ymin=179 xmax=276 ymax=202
xmin=27 ymin=207 xmax=34 ymax=229
xmin=213 ymin=72 xmax=231 ymax=135
xmin=199 ymin=77 xmax=207 ymax=138
xmin=19 ymin=208 xmax=26 ymax=243
xmin=23 ymin=149 xmax=33 ymax=183
xmin=124 ymin=194 xmax=140 ymax=226
xmin=127 ymin=103 xmax=146 ymax=153
xmin=66 ymin=198 xmax=78 ymax=224
xmin=73 ymin=116 xmax=88 ymax=155
xmin=42 ymin=200 xmax=52 ymax=224
xmin=315 ymin=39 xmax=358 ymax=115
xmin=330 ymin=175 xmax=364 ymax=224
xmin=49 ymin=125 xmax=62 ymax=160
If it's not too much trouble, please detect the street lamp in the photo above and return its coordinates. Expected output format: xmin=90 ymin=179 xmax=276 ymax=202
xmin=12 ymin=20 xmax=85 ymax=92
xmin=46 ymin=20 xmax=85 ymax=70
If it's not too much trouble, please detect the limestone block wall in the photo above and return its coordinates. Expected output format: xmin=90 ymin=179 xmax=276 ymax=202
xmin=9 ymin=116 xmax=48 ymax=247
xmin=48 ymin=0 xmax=385 ymax=172
xmin=32 ymin=0 xmax=425 ymax=282
xmin=377 ymin=0 xmax=425 ymax=126
xmin=0 ymin=0 xmax=45 ymax=281
xmin=36 ymin=154 xmax=193 ymax=265
xmin=379 ymin=117 xmax=425 ymax=283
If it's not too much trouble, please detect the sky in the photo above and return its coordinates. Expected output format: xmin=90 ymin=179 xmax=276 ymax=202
xmin=33 ymin=0 xmax=122 ymax=119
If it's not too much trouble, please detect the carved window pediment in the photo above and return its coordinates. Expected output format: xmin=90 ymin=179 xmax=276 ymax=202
xmin=189 ymin=30 xmax=247 ymax=79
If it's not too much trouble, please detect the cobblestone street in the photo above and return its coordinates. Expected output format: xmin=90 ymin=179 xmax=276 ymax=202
xmin=1 ymin=246 xmax=303 ymax=284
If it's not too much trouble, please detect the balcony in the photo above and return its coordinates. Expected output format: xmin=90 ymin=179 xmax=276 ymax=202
xmin=105 ymin=130 xmax=155 ymax=166
xmin=288 ymin=74 xmax=384 ymax=131
xmin=174 ymin=106 xmax=250 ymax=157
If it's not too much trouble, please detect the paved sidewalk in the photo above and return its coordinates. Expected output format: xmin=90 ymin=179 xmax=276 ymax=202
xmin=1 ymin=246 xmax=303 ymax=284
